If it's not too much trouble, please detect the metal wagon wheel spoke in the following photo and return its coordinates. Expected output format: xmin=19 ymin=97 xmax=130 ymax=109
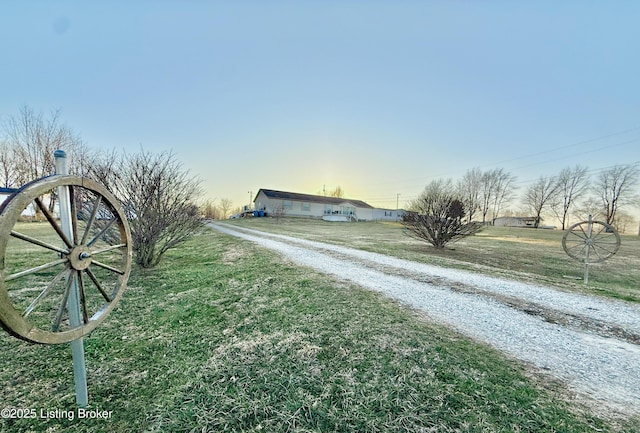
xmin=10 ymin=230 xmax=69 ymax=255
xmin=23 ymin=266 xmax=70 ymax=318
xmin=4 ymin=258 xmax=69 ymax=282
xmin=81 ymin=195 xmax=102 ymax=245
xmin=0 ymin=175 xmax=132 ymax=344
xmin=564 ymin=242 xmax=587 ymax=257
xmin=34 ymin=197 xmax=74 ymax=249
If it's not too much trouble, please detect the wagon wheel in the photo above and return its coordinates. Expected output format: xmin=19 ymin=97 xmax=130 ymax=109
xmin=0 ymin=175 xmax=132 ymax=344
xmin=562 ymin=219 xmax=620 ymax=263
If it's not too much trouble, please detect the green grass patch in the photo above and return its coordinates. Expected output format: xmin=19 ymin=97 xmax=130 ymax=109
xmin=0 ymin=227 xmax=638 ymax=432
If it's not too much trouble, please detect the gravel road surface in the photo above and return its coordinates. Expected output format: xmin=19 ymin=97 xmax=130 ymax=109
xmin=210 ymin=223 xmax=640 ymax=417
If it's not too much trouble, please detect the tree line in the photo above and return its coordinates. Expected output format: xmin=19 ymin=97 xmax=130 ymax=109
xmin=457 ymin=164 xmax=638 ymax=230
xmin=403 ymin=164 xmax=639 ymax=249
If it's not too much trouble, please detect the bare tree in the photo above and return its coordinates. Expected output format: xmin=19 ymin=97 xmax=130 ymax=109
xmin=328 ymin=186 xmax=345 ymax=198
xmin=219 ymin=198 xmax=234 ymax=219
xmin=479 ymin=168 xmax=517 ymax=224
xmin=271 ymin=206 xmax=286 ymax=223
xmin=611 ymin=210 xmax=633 ymax=234
xmin=573 ymin=196 xmax=606 ymax=222
xmin=402 ymin=179 xmax=483 ymax=248
xmin=87 ymin=148 xmax=204 ymax=268
xmin=0 ymin=140 xmax=18 ymax=188
xmin=200 ymin=199 xmax=221 ymax=220
xmin=490 ymin=169 xmax=517 ymax=222
xmin=523 ymin=176 xmax=560 ymax=228
xmin=457 ymin=167 xmax=483 ymax=223
xmin=594 ymin=164 xmax=640 ymax=225
xmin=3 ymin=106 xmax=86 ymax=186
xmin=1 ymin=106 xmax=90 ymax=218
xmin=551 ymin=165 xmax=590 ymax=230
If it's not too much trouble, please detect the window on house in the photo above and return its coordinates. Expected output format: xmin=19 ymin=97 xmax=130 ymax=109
xmin=283 ymin=200 xmax=292 ymax=210
xmin=302 ymin=202 xmax=310 ymax=211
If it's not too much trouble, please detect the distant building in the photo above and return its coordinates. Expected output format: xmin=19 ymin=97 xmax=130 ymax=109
xmin=0 ymin=188 xmax=27 ymax=214
xmin=1 ymin=187 xmax=55 ymax=218
xmin=253 ymin=189 xmax=403 ymax=221
xmin=493 ymin=216 xmax=537 ymax=228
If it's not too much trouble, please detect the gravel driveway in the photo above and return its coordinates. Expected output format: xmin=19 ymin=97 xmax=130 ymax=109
xmin=210 ymin=223 xmax=640 ymax=417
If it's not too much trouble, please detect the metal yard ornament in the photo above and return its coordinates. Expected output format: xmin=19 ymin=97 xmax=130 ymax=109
xmin=0 ymin=150 xmax=132 ymax=406
xmin=562 ymin=215 xmax=621 ymax=284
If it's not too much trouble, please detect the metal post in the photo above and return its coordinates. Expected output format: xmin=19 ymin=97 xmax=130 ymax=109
xmin=54 ymin=150 xmax=88 ymax=407
xmin=584 ymin=214 xmax=592 ymax=285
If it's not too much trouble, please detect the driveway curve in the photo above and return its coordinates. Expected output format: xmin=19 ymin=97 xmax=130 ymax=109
xmin=210 ymin=222 xmax=640 ymax=417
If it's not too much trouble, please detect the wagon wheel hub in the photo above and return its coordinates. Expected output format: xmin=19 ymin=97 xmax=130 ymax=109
xmin=68 ymin=246 xmax=93 ymax=271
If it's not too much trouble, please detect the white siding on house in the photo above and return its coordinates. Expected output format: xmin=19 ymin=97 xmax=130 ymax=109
xmin=493 ymin=217 xmax=536 ymax=227
xmin=372 ymin=209 xmax=404 ymax=221
xmin=0 ymin=192 xmax=55 ymax=218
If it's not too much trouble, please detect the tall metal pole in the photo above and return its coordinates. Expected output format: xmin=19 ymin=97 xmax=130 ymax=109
xmin=584 ymin=214 xmax=592 ymax=285
xmin=54 ymin=150 xmax=88 ymax=407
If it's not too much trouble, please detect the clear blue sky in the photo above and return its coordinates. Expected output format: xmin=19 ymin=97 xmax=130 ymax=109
xmin=1 ymin=1 xmax=639 ymax=212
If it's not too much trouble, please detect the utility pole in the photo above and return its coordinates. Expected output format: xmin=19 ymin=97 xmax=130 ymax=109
xmin=396 ymin=193 xmax=401 ymax=221
xmin=247 ymin=191 xmax=253 ymax=210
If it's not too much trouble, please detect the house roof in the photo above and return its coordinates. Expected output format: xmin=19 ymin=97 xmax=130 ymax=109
xmin=256 ymin=189 xmax=374 ymax=209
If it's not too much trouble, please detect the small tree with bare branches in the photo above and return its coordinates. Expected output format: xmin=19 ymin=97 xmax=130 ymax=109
xmin=402 ymin=179 xmax=483 ymax=248
xmin=271 ymin=206 xmax=286 ymax=223
xmin=87 ymin=148 xmax=204 ymax=268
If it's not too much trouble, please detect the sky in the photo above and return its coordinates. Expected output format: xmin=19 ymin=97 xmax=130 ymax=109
xmin=1 ymin=1 xmax=639 ymax=215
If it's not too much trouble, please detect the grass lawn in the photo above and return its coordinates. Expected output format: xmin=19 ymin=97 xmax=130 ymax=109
xmin=225 ymin=217 xmax=640 ymax=303
xmin=0 ymin=224 xmax=638 ymax=432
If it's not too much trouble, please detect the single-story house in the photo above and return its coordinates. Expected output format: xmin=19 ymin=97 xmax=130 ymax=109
xmin=493 ymin=216 xmax=537 ymax=228
xmin=253 ymin=189 xmax=403 ymax=221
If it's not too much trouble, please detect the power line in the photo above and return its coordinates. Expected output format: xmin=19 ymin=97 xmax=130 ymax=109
xmin=514 ymin=160 xmax=640 ymax=188
xmin=507 ymin=138 xmax=640 ymax=180
xmin=365 ymin=126 xmax=640 ymax=194
xmin=475 ymin=126 xmax=640 ymax=169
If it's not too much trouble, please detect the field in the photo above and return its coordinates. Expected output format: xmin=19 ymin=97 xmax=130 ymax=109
xmin=226 ymin=217 xmax=640 ymax=303
xmin=0 ymin=221 xmax=638 ymax=432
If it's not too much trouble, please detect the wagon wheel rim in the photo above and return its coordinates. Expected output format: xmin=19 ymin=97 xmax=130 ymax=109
xmin=562 ymin=220 xmax=620 ymax=263
xmin=0 ymin=175 xmax=132 ymax=344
